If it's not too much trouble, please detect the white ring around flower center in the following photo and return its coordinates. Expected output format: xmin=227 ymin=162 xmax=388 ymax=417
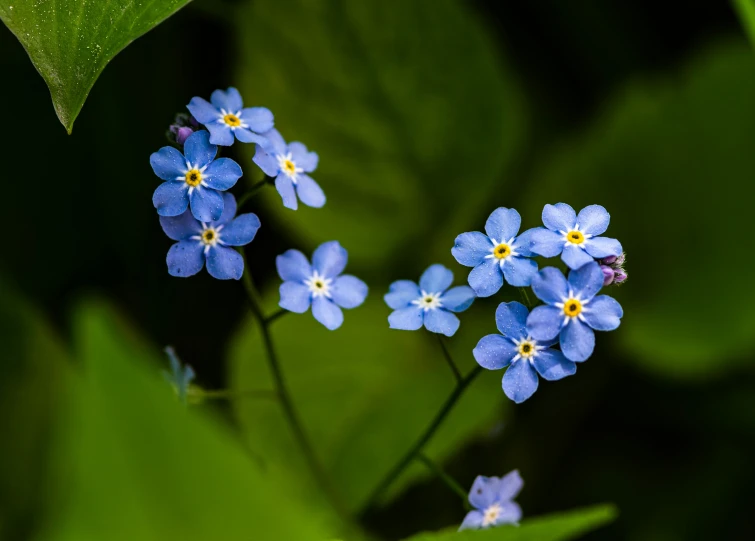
xmin=482 ymin=503 xmax=502 ymax=527
xmin=485 ymin=237 xmax=519 ymax=266
xmin=411 ymin=290 xmax=442 ymax=312
xmin=553 ymin=289 xmax=590 ymax=326
xmin=177 ymin=162 xmax=209 ymax=195
xmin=218 ymin=108 xmax=249 ymax=130
xmin=304 ymin=270 xmax=333 ymax=298
xmin=559 ymin=223 xmax=593 ymax=248
xmin=276 ymin=152 xmax=304 ymax=182
xmin=190 ymin=223 xmax=226 ymax=255
xmin=510 ymin=336 xmax=544 ymax=363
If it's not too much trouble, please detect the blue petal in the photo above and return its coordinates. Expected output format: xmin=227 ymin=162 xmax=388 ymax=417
xmin=388 ymin=306 xmax=424 ymax=331
xmin=492 ymin=502 xmax=522 ymax=526
xmin=561 ymin=244 xmax=594 ymax=270
xmin=183 ymin=131 xmax=216 ymax=168
xmin=568 ymin=261 xmax=604 ymax=300
xmin=473 ymin=334 xmax=517 ymax=370
xmin=153 ymin=182 xmax=189 ymax=217
xmin=202 ymin=158 xmax=242 ymax=190
xmin=560 ymin=319 xmax=595 ymax=362
xmin=502 ymin=256 xmax=538 ymax=287
xmin=211 ymin=87 xmax=243 ymax=112
xmin=419 ymin=264 xmax=454 ymax=293
xmin=512 ymin=227 xmax=537 ymax=257
xmin=424 ymin=309 xmax=460 ymax=336
xmin=531 ymin=267 xmax=568 ymax=304
xmin=312 ymin=241 xmax=348 ymax=278
xmin=468 ymin=476 xmax=500 ymax=509
xmin=235 ymin=129 xmax=269 ymax=145
xmin=533 ymin=349 xmax=576 ymax=380
xmin=495 ymin=301 xmax=528 ymax=339
xmin=384 ymin=280 xmax=420 ymax=309
xmin=296 ymin=174 xmax=326 ymax=208
xmin=276 ymin=250 xmax=312 ymax=282
xmin=220 ymin=214 xmax=260 ymax=246
xmin=585 ymin=236 xmax=622 ymax=259
xmin=452 ymin=232 xmax=492 ymax=267
xmin=189 ymin=187 xmax=224 ymax=222
xmin=503 ymin=360 xmax=539 ymax=403
xmin=331 ymin=275 xmax=368 ymax=309
xmin=211 ymin=192 xmax=238 ymax=227
xmin=542 ymin=202 xmax=576 ymax=232
xmin=441 ymin=286 xmax=475 ymax=312
xmin=468 ymin=258 xmax=503 ymax=298
xmin=583 ymin=295 xmax=623 ymax=331
xmin=159 ymin=210 xmax=201 ymax=241
xmin=166 ymin=241 xmax=204 ymax=278
xmin=497 ymin=470 xmax=524 ymax=501
xmin=186 ymin=97 xmax=219 ymax=124
xmin=526 ymin=305 xmax=563 ymax=341
xmin=241 ymin=107 xmax=274 ymax=133
xmin=459 ymin=511 xmax=484 ymax=531
xmin=205 ymin=122 xmax=234 ymax=146
xmin=253 ymin=147 xmax=280 ymax=177
xmin=529 ymin=227 xmax=564 ymax=257
xmin=260 ymin=128 xmax=287 ymax=155
xmin=150 ymin=146 xmax=186 ymax=180
xmin=288 ymin=142 xmax=318 ymax=172
xmin=485 ymin=207 xmax=521 ymax=241
xmin=312 ymin=297 xmax=344 ymax=330
xmin=279 ymin=281 xmax=311 ymax=313
xmin=206 ymin=246 xmax=244 ymax=280
xmin=275 ymin=174 xmax=298 ymax=210
xmin=577 ymin=204 xmax=610 ymax=236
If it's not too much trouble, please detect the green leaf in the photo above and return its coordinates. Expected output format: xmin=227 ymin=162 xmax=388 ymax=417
xmin=403 ymin=504 xmax=617 ymax=541
xmin=229 ymin=293 xmax=511 ymax=513
xmin=0 ymin=0 xmax=191 ymax=133
xmin=520 ymin=40 xmax=755 ymax=379
xmin=733 ymin=0 xmax=755 ymax=51
xmin=234 ymin=0 xmax=526 ymax=270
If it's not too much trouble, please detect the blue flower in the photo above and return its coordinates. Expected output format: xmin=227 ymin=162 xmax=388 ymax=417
xmin=452 ymin=208 xmax=538 ymax=297
xmin=529 ymin=203 xmax=622 ymax=270
xmin=159 ymin=192 xmax=260 ymax=280
xmin=151 ymin=130 xmax=243 ymax=222
xmin=253 ymin=129 xmax=325 ymax=210
xmin=459 ymin=470 xmax=523 ymax=531
xmin=277 ymin=241 xmax=368 ymax=330
xmin=473 ymin=302 xmax=576 ymax=403
xmin=163 ymin=346 xmax=195 ymax=404
xmin=385 ymin=264 xmax=475 ymax=337
xmin=526 ymin=262 xmax=623 ymax=362
xmin=187 ymin=87 xmax=274 ymax=146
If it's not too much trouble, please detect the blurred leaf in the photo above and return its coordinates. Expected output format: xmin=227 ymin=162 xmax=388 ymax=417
xmin=521 ymin=40 xmax=755 ymax=379
xmin=229 ymin=293 xmax=509 ymax=512
xmin=37 ymin=299 xmax=330 ymax=541
xmin=403 ymin=504 xmax=617 ymax=540
xmin=234 ymin=0 xmax=526 ymax=270
xmin=0 ymin=0 xmax=191 ymax=132
xmin=733 ymin=0 xmax=755 ymax=51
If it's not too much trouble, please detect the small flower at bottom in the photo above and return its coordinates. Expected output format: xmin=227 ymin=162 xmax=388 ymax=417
xmin=187 ymin=87 xmax=274 ymax=146
xmin=163 ymin=346 xmax=195 ymax=404
xmin=474 ymin=302 xmax=575 ymax=403
xmin=276 ymin=241 xmax=368 ymax=330
xmin=459 ymin=470 xmax=523 ymax=531
xmin=526 ymin=262 xmax=623 ymax=362
xmin=385 ymin=264 xmax=475 ymax=337
xmin=253 ymin=129 xmax=324 ymax=210
xmin=159 ymin=192 xmax=260 ymax=280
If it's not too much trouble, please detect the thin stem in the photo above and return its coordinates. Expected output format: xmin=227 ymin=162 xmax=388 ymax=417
xmin=201 ymin=388 xmax=278 ymax=401
xmin=436 ymin=335 xmax=462 ymax=383
xmin=264 ymin=307 xmax=287 ymax=326
xmin=519 ymin=287 xmax=533 ymax=309
xmin=359 ymin=365 xmax=484 ymax=516
xmin=416 ymin=453 xmax=471 ymax=509
xmin=237 ymin=179 xmax=270 ymax=210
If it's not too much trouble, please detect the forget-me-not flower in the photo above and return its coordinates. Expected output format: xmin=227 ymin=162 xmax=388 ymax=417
xmin=385 ymin=264 xmax=475 ymax=337
xmin=159 ymin=192 xmax=260 ymax=280
xmin=526 ymin=262 xmax=623 ymax=362
xmin=459 ymin=470 xmax=523 ymax=531
xmin=163 ymin=346 xmax=195 ymax=404
xmin=253 ymin=129 xmax=324 ymax=210
xmin=474 ymin=302 xmax=576 ymax=403
xmin=187 ymin=87 xmax=274 ymax=146
xmin=151 ymin=130 xmax=242 ymax=222
xmin=452 ymin=207 xmax=538 ymax=297
xmin=529 ymin=203 xmax=622 ymax=270
xmin=277 ymin=241 xmax=367 ymax=330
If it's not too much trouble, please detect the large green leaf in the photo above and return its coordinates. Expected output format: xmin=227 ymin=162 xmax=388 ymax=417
xmin=403 ymin=505 xmax=617 ymax=541
xmin=234 ymin=0 xmax=526 ymax=270
xmin=520 ymin=40 xmax=755 ymax=379
xmin=0 ymin=0 xmax=191 ymax=133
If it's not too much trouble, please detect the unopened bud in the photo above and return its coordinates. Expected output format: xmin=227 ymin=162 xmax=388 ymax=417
xmin=613 ymin=270 xmax=627 ymax=284
xmin=600 ymin=265 xmax=615 ymax=286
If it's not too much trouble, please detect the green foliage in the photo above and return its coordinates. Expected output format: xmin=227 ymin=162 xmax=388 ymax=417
xmin=521 ymin=40 xmax=755 ymax=379
xmin=733 ymin=0 xmax=755 ymax=50
xmin=0 ymin=0 xmax=191 ymax=132
xmin=234 ymin=0 xmax=526 ymax=270
xmin=403 ymin=504 xmax=617 ymax=540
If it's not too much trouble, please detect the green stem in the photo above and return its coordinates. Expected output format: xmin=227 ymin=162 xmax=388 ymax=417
xmin=237 ymin=178 xmax=270 ymax=210
xmin=519 ymin=287 xmax=533 ymax=309
xmin=200 ymin=388 xmax=278 ymax=401
xmin=436 ymin=334 xmax=462 ymax=383
xmin=416 ymin=452 xmax=471 ymax=509
xmin=359 ymin=365 xmax=484 ymax=516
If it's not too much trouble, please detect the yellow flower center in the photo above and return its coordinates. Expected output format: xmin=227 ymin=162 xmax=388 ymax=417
xmin=493 ymin=243 xmax=511 ymax=259
xmin=223 ymin=113 xmax=241 ymax=127
xmin=313 ymin=280 xmax=325 ymax=290
xmin=282 ymin=159 xmax=297 ymax=176
xmin=563 ymin=299 xmax=582 ymax=317
xmin=566 ymin=230 xmax=585 ymax=244
xmin=201 ymin=229 xmax=216 ymax=245
xmin=518 ymin=340 xmax=535 ymax=358
xmin=185 ymin=169 xmax=202 ymax=187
